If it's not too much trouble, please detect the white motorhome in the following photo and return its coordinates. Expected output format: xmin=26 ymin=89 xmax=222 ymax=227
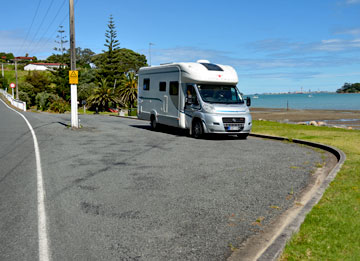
xmin=137 ymin=60 xmax=252 ymax=138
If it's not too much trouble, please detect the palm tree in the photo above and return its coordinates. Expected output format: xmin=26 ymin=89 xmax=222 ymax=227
xmin=87 ymin=78 xmax=119 ymax=111
xmin=118 ymin=72 xmax=138 ymax=110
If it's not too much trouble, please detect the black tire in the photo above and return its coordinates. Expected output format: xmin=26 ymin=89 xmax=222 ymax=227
xmin=237 ymin=133 xmax=249 ymax=139
xmin=192 ymin=120 xmax=203 ymax=139
xmin=150 ymin=115 xmax=158 ymax=130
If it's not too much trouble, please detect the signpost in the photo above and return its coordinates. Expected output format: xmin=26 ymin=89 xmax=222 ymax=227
xmin=10 ymin=82 xmax=15 ymax=98
xmin=82 ymin=100 xmax=86 ymax=114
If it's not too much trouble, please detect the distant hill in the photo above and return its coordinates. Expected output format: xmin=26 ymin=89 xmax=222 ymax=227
xmin=336 ymin=83 xmax=360 ymax=93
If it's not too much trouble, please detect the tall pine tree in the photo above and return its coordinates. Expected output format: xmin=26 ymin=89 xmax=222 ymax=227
xmin=98 ymin=15 xmax=121 ymax=87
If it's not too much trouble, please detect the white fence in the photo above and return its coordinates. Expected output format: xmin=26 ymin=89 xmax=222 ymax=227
xmin=0 ymin=89 xmax=27 ymax=111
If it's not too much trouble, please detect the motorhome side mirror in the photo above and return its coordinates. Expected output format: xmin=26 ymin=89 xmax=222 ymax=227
xmin=246 ymin=97 xmax=251 ymax=107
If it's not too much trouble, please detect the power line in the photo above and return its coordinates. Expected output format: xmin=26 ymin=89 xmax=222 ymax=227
xmin=27 ymin=0 xmax=67 ymax=55
xmin=26 ymin=0 xmax=56 ymax=54
xmin=16 ymin=0 xmax=42 ymax=56
xmin=29 ymin=14 xmax=69 ymax=58
xmin=28 ymin=0 xmax=80 ymax=59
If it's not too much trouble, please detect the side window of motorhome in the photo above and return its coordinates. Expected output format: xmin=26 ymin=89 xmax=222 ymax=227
xmin=169 ymin=81 xmax=179 ymax=96
xmin=143 ymin=78 xmax=150 ymax=91
xmin=159 ymin=82 xmax=166 ymax=92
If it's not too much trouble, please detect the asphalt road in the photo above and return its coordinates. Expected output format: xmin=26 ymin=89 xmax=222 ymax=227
xmin=0 ymin=102 xmax=324 ymax=261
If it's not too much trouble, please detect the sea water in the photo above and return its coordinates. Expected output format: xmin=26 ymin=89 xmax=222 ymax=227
xmin=245 ymin=93 xmax=360 ymax=110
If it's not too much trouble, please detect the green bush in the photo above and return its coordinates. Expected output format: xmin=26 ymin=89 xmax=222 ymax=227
xmin=79 ymin=68 xmax=97 ymax=84
xmin=78 ymin=82 xmax=97 ymax=102
xmin=35 ymin=92 xmax=70 ymax=112
xmin=49 ymin=96 xmax=70 ymax=113
xmin=128 ymin=108 xmax=137 ymax=116
xmin=25 ymin=71 xmax=51 ymax=93
xmin=19 ymin=82 xmax=36 ymax=104
xmin=0 ymin=77 xmax=8 ymax=89
xmin=18 ymin=91 xmax=31 ymax=108
xmin=35 ymin=92 xmax=57 ymax=111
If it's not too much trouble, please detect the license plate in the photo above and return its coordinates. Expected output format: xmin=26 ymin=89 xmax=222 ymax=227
xmin=227 ymin=126 xmax=241 ymax=131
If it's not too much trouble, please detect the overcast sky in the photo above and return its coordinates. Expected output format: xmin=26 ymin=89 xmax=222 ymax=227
xmin=1 ymin=0 xmax=360 ymax=94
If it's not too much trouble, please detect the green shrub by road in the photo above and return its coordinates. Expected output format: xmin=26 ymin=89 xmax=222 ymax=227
xmin=252 ymin=120 xmax=360 ymax=260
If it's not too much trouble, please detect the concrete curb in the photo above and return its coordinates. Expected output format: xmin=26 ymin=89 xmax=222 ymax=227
xmin=228 ymin=133 xmax=346 ymax=261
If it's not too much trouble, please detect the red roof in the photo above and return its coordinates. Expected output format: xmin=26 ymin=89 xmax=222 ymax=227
xmin=15 ymin=56 xmax=35 ymax=60
xmin=30 ymin=63 xmax=64 ymax=66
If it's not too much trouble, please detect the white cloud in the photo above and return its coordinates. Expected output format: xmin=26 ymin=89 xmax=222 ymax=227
xmin=246 ymin=39 xmax=299 ymax=52
xmin=248 ymin=36 xmax=360 ymax=55
xmin=335 ymin=28 xmax=360 ymax=35
xmin=345 ymin=0 xmax=360 ymax=4
xmin=0 ymin=31 xmax=24 ymax=53
xmin=321 ymin=39 xmax=342 ymax=44
xmin=314 ymin=38 xmax=360 ymax=51
xmin=314 ymin=71 xmax=360 ymax=78
xmin=0 ymin=30 xmax=54 ymax=58
xmin=238 ymin=71 xmax=320 ymax=80
xmin=148 ymin=46 xmax=360 ymax=73
xmin=149 ymin=46 xmax=230 ymax=65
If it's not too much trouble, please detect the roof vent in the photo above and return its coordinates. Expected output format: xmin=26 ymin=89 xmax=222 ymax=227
xmin=196 ymin=59 xmax=210 ymax=63
xmin=200 ymin=63 xmax=223 ymax=71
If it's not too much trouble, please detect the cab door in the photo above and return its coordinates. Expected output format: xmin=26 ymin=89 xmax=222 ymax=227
xmin=184 ymin=84 xmax=200 ymax=128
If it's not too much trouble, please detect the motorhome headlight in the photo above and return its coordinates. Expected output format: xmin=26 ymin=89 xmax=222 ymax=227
xmin=202 ymin=102 xmax=216 ymax=113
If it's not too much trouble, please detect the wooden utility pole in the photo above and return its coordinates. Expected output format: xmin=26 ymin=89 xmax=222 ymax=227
xmin=15 ymin=60 xmax=18 ymax=99
xmin=12 ymin=59 xmax=19 ymax=99
xmin=69 ymin=1 xmax=76 ymax=71
xmin=69 ymin=0 xmax=78 ymax=128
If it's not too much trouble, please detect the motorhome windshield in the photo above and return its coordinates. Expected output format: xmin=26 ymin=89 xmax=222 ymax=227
xmin=196 ymin=84 xmax=244 ymax=104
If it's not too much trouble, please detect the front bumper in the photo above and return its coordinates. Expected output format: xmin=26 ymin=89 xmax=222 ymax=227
xmin=202 ymin=113 xmax=252 ymax=134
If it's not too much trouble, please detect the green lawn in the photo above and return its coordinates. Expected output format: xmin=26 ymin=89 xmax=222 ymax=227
xmin=251 ymin=120 xmax=360 ymax=260
xmin=77 ymin=108 xmax=118 ymax=116
xmin=3 ymin=70 xmax=28 ymax=86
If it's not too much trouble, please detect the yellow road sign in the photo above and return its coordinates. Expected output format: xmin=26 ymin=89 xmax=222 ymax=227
xmin=69 ymin=70 xmax=79 ymax=84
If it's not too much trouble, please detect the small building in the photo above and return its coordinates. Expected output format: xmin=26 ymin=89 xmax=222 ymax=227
xmin=24 ymin=63 xmax=65 ymax=71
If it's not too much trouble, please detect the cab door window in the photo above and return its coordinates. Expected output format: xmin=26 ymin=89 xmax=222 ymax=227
xmin=186 ymin=85 xmax=199 ymax=107
xmin=169 ymin=81 xmax=179 ymax=108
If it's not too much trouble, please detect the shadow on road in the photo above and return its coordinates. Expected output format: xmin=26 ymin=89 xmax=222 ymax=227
xmin=129 ymin=124 xmax=244 ymax=140
xmin=58 ymin=121 xmax=69 ymax=127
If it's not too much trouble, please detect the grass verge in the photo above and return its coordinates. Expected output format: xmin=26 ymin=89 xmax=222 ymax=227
xmin=77 ymin=109 xmax=118 ymax=116
xmin=252 ymin=120 xmax=360 ymax=260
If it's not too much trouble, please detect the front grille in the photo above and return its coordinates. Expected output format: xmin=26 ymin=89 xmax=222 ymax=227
xmin=222 ymin=117 xmax=245 ymax=132
xmin=222 ymin=117 xmax=245 ymax=123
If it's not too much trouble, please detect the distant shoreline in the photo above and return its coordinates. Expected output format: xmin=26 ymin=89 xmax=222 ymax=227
xmin=246 ymin=92 xmax=360 ymax=111
xmin=245 ymin=92 xmax=360 ymax=95
xmin=250 ymin=107 xmax=360 ymax=129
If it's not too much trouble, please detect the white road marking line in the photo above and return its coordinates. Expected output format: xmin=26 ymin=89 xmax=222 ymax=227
xmin=0 ymin=99 xmax=50 ymax=261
